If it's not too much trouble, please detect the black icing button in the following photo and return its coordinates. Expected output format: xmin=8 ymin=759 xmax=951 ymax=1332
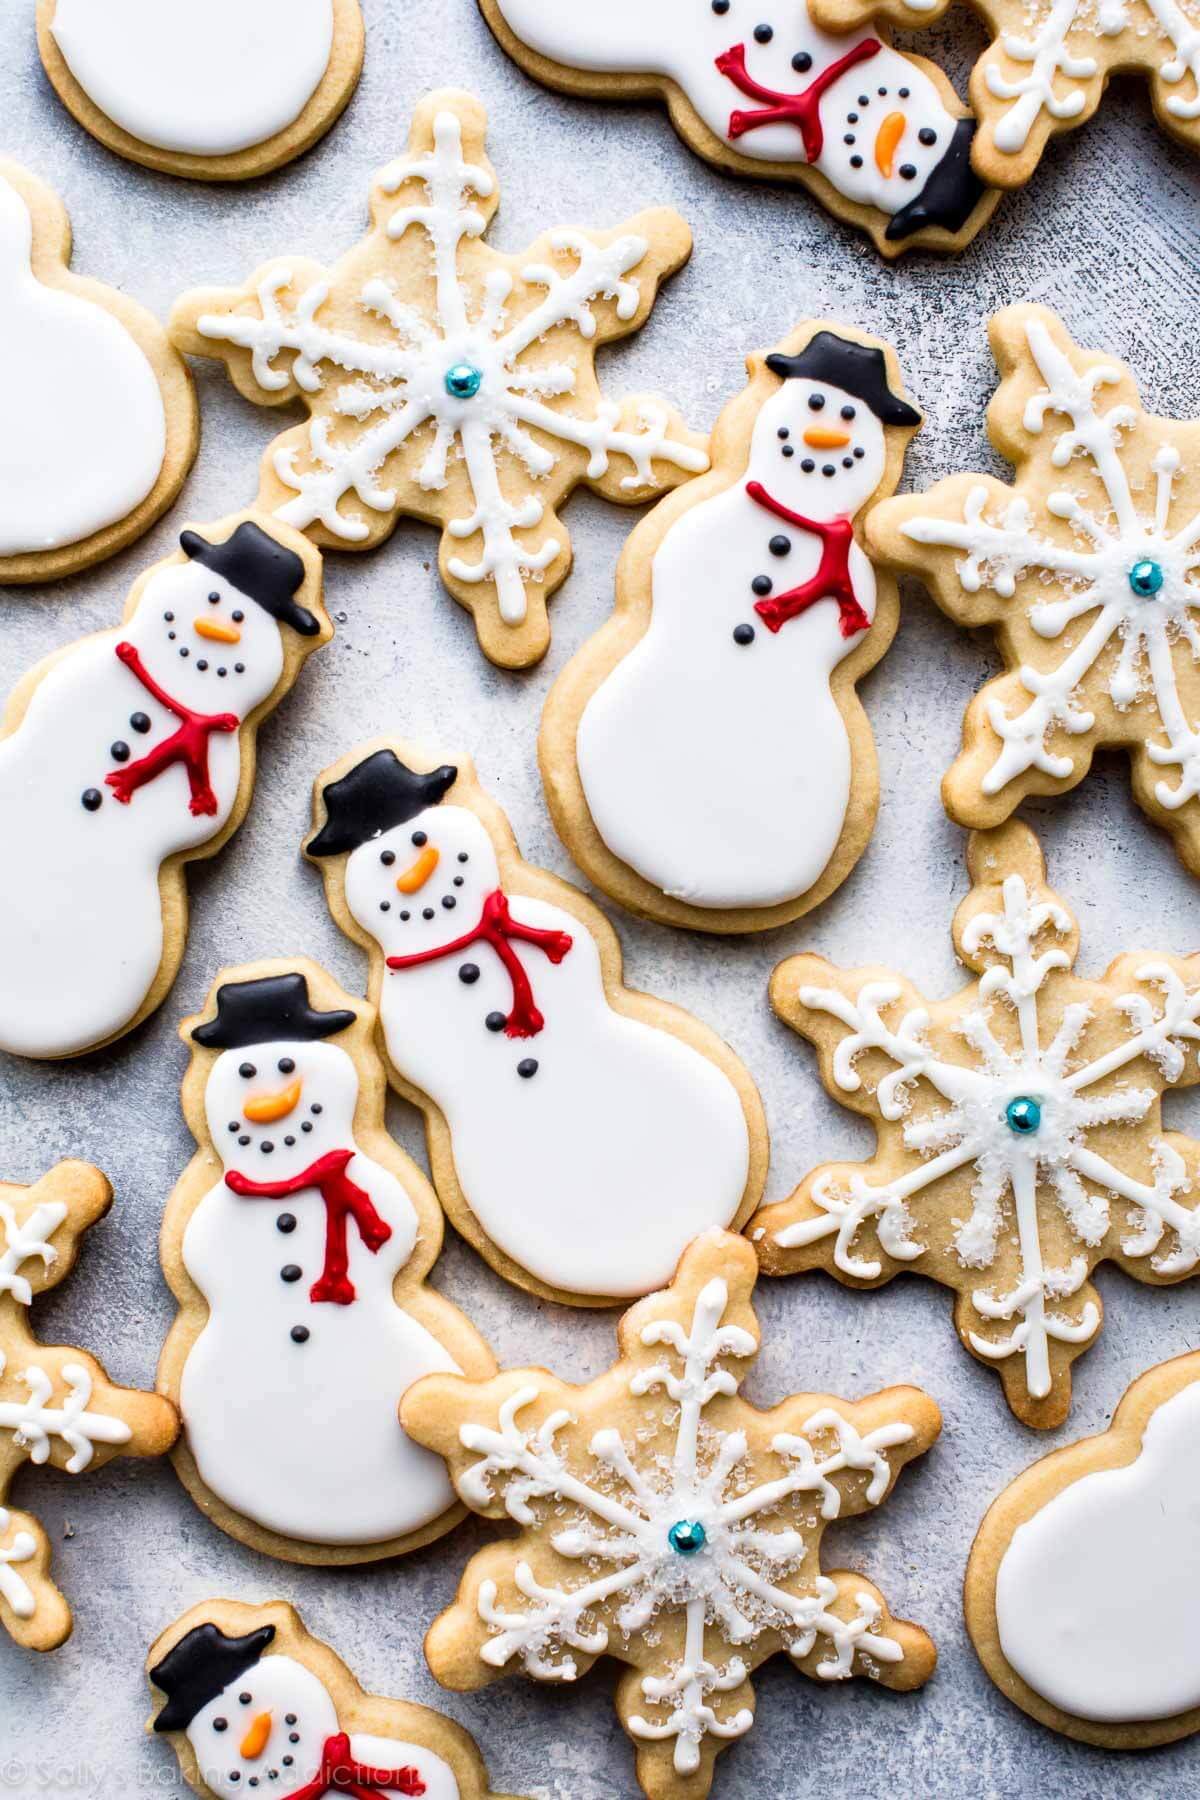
xmin=130 ymin=712 xmax=151 ymax=733
xmin=110 ymin=741 xmax=130 ymax=762
xmin=81 ymin=788 xmax=102 ymax=811
xmin=290 ymin=1326 xmax=310 ymax=1345
xmin=769 ymin=535 xmax=791 ymax=557
xmin=485 ymin=1011 xmax=507 ymax=1033
xmin=459 ymin=963 xmax=481 ymax=984
xmin=517 ymin=1059 xmax=539 ymax=1078
xmin=733 ymin=624 xmax=756 ymax=646
xmin=277 ymin=1213 xmax=297 ymax=1234
xmin=751 ymin=575 xmax=772 ymax=596
xmin=281 ymin=1265 xmax=302 ymax=1284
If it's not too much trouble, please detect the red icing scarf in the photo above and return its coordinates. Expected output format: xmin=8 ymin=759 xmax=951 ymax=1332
xmin=386 ymin=887 xmax=573 ymax=1040
xmin=286 ymin=1734 xmax=425 ymax=1799
xmin=715 ymin=38 xmax=881 ymax=164
xmin=105 ymin=641 xmax=239 ymax=819
xmin=225 ymin=1148 xmax=391 ymax=1306
xmin=745 ymin=480 xmax=869 ymax=639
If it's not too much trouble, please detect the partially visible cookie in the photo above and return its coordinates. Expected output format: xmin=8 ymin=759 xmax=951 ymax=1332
xmin=38 ymin=0 xmax=364 ymax=182
xmin=967 ymin=1352 xmax=1200 ymax=1746
xmin=479 ymin=0 xmax=998 ymax=257
xmin=148 ymin=1598 xmax=519 ymax=1798
xmin=0 ymin=1161 xmax=179 ymax=1652
xmin=0 ymin=160 xmax=196 ymax=583
xmin=541 ymin=321 xmax=920 ymax=933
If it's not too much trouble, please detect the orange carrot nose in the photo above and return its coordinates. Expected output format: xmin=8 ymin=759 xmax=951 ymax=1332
xmin=803 ymin=427 xmax=851 ymax=449
xmin=244 ymin=1079 xmax=303 ymax=1123
xmin=395 ymin=844 xmax=440 ymax=893
xmin=875 ymin=111 xmax=906 ymax=177
xmin=194 ymin=617 xmax=243 ymax=643
xmin=239 ymin=1711 xmax=272 ymax=1760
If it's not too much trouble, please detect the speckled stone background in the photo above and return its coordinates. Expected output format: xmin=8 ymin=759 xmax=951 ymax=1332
xmin=3 ymin=1 xmax=1200 ymax=1794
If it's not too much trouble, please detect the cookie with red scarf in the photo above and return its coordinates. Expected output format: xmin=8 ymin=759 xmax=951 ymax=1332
xmin=0 ymin=514 xmax=329 ymax=1060
xmin=306 ymin=741 xmax=768 ymax=1307
xmin=148 ymin=1599 xmax=518 ymax=1800
xmin=158 ymin=959 xmax=495 ymax=1564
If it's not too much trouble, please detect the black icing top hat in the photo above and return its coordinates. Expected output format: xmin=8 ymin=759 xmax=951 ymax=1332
xmin=180 ymin=522 xmax=320 ymax=637
xmin=192 ymin=973 xmax=357 ymax=1051
xmin=307 ymin=750 xmax=458 ymax=858
xmin=151 ymin=1622 xmax=276 ymax=1733
xmin=765 ymin=333 xmax=921 ymax=428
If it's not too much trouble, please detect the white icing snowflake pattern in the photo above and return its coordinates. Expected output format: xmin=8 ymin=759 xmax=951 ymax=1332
xmin=868 ymin=308 xmax=1200 ymax=871
xmin=0 ymin=1348 xmax=132 ymax=1474
xmin=0 ymin=1196 xmax=67 ymax=1306
xmin=404 ymin=1233 xmax=937 ymax=1796
xmin=0 ymin=1509 xmax=36 ymax=1621
xmin=171 ymin=92 xmax=707 ymax=663
xmin=755 ymin=823 xmax=1200 ymax=1422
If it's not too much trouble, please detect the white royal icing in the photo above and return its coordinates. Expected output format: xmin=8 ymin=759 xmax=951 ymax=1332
xmin=902 ymin=318 xmax=1200 ymax=811
xmin=0 ymin=175 xmax=164 ymax=557
xmin=51 ymin=0 xmax=335 ymax=158
xmin=0 ymin=1348 xmax=132 ymax=1474
xmin=0 ymin=555 xmax=287 ymax=1059
xmin=978 ymin=0 xmax=1200 ymax=153
xmin=995 ymin=1379 xmax=1200 ymax=1722
xmin=0 ymin=1198 xmax=67 ymax=1306
xmin=458 ymin=1272 xmax=912 ymax=1773
xmin=0 ymin=1509 xmax=37 ymax=1621
xmin=180 ymin=1036 xmax=459 ymax=1546
xmin=194 ymin=109 xmax=707 ymax=624
xmin=343 ymin=804 xmax=752 ymax=1297
xmin=777 ymin=867 xmax=1200 ymax=1399
xmin=494 ymin=0 xmax=964 ymax=221
xmin=576 ymin=374 xmax=883 ymax=910
xmin=185 ymin=1653 xmax=461 ymax=1800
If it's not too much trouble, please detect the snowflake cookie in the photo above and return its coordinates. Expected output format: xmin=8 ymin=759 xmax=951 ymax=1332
xmin=169 ymin=90 xmax=708 ymax=669
xmin=402 ymin=1229 xmax=939 ymax=1800
xmin=0 ymin=1161 xmax=178 ymax=1650
xmin=149 ymin=1598 xmax=516 ymax=1800
xmin=966 ymin=1350 xmax=1200 ymax=1747
xmin=866 ymin=308 xmax=1200 ymax=872
xmin=753 ymin=820 xmax=1200 ymax=1428
xmin=480 ymin=0 xmax=998 ymax=257
xmin=810 ymin=0 xmax=1200 ymax=186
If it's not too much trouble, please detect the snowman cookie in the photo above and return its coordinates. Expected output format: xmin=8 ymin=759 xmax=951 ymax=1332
xmin=306 ymin=743 xmax=768 ymax=1306
xmin=403 ymin=1229 xmax=939 ymax=1800
xmin=149 ymin=1599 xmax=517 ymax=1798
xmin=38 ymin=0 xmax=364 ymax=182
xmin=159 ymin=961 xmax=495 ymax=1564
xmin=0 ymin=515 xmax=329 ymax=1061
xmin=169 ymin=90 xmax=708 ymax=668
xmin=480 ymin=0 xmax=998 ymax=257
xmin=541 ymin=323 xmax=920 ymax=933
xmin=966 ymin=1352 xmax=1200 ymax=1746
xmin=0 ymin=161 xmax=196 ymax=584
xmin=0 ymin=1160 xmax=178 ymax=1652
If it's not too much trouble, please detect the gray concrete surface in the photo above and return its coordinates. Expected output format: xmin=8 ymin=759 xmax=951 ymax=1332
xmin=2 ymin=0 xmax=1200 ymax=1794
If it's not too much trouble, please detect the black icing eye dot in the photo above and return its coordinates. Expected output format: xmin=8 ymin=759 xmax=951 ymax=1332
xmin=801 ymin=458 xmax=816 ymax=472
xmin=208 ymin=591 xmax=220 ymax=605
xmin=753 ymin=21 xmax=773 ymax=39
xmin=841 ymin=405 xmax=856 ymax=421
xmin=232 ymin=610 xmax=244 ymax=623
xmin=457 ymin=852 xmax=469 ymax=864
xmin=422 ymin=907 xmax=435 ymax=920
xmin=381 ymin=849 xmax=396 ymax=866
xmin=518 ymin=1059 xmax=539 ymax=1079
xmin=899 ymin=85 xmax=910 ymax=97
xmin=278 ymin=1057 xmax=295 ymax=1074
xmin=712 ymin=0 xmax=729 ymax=11
xmin=412 ymin=830 xmax=428 ymax=847
xmin=239 ymin=1062 xmax=256 ymax=1079
xmin=899 ymin=163 xmax=917 ymax=179
xmin=751 ymin=575 xmax=772 ymax=596
xmin=486 ymin=1012 xmax=507 ymax=1033
xmin=919 ymin=127 xmax=937 ymax=146
xmin=777 ymin=426 xmax=789 ymax=440
xmin=239 ymin=1694 xmax=252 ymax=1707
xmin=214 ymin=1719 xmax=228 ymax=1733
xmin=277 ymin=1214 xmax=296 ymax=1234
xmin=792 ymin=49 xmax=812 ymax=71
xmin=769 ymin=534 xmax=791 ymax=556
xmin=285 ymin=1716 xmax=297 ymax=1728
xmin=131 ymin=712 xmax=151 ymax=733
xmin=733 ymin=623 xmax=756 ymax=646
xmin=81 ymin=788 xmax=102 ymax=812
xmin=854 ymin=446 xmax=866 ymax=459
xmin=808 ymin=393 xmax=826 ymax=411
xmin=459 ymin=963 xmax=480 ymax=984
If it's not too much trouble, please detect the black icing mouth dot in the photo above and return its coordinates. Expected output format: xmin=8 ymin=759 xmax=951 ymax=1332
xmin=781 ymin=444 xmax=794 ymax=458
xmin=801 ymin=458 xmax=815 ymax=472
xmin=422 ymin=906 xmax=434 ymax=920
xmin=238 ymin=1134 xmax=250 ymax=1146
xmin=232 ymin=610 xmax=244 ymax=624
xmin=235 ymin=663 xmax=245 ymax=674
xmin=843 ymin=457 xmax=854 ymax=469
xmin=380 ymin=901 xmax=391 ymax=912
xmin=442 ymin=895 xmax=456 ymax=909
xmin=284 ymin=1135 xmax=295 ymax=1147
xmin=301 ymin=1121 xmax=313 ymax=1134
xmin=822 ymin=464 xmax=836 ymax=477
xmin=854 ymin=446 xmax=866 ymax=459
xmin=261 ymin=1141 xmax=275 ymax=1155
xmin=196 ymin=660 xmax=208 ymax=672
xmin=228 ymin=1121 xmax=239 ymax=1134
xmin=179 ymin=647 xmax=189 ymax=659
xmin=858 ymin=94 xmax=870 ymax=106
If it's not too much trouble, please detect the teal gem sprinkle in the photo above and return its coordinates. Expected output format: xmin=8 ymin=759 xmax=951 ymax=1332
xmin=1128 ymin=558 xmax=1165 ymax=598
xmin=1005 ymin=1096 xmax=1042 ymax=1135
xmin=668 ymin=1520 xmax=707 ymax=1556
xmin=444 ymin=362 xmax=483 ymax=400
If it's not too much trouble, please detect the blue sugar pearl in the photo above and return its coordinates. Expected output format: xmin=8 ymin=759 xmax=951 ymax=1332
xmin=1006 ymin=1096 xmax=1042 ymax=1135
xmin=445 ymin=362 xmax=483 ymax=400
xmin=1128 ymin=558 xmax=1165 ymax=598
xmin=668 ymin=1520 xmax=707 ymax=1556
